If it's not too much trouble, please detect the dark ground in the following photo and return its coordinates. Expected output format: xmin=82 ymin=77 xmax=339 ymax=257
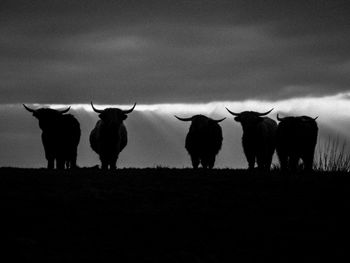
xmin=1 ymin=168 xmax=350 ymax=262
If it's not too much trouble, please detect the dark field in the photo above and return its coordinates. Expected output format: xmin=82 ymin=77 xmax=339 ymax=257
xmin=1 ymin=168 xmax=350 ymax=262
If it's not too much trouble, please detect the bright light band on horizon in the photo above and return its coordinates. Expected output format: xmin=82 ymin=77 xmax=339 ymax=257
xmin=5 ymin=92 xmax=350 ymax=120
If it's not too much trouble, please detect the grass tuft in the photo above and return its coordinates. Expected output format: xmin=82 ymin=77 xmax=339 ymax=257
xmin=314 ymin=136 xmax=350 ymax=172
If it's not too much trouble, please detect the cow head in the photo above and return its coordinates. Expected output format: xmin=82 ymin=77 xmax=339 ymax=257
xmin=23 ymin=104 xmax=71 ymax=130
xmin=226 ymin=108 xmax=273 ymax=132
xmin=277 ymin=114 xmax=318 ymax=122
xmin=175 ymin=114 xmax=225 ymax=126
xmin=91 ymin=102 xmax=136 ymax=125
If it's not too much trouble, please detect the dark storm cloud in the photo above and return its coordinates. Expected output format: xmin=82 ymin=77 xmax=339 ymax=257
xmin=0 ymin=0 xmax=349 ymax=104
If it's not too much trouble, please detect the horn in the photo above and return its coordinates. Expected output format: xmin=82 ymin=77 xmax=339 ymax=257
xmin=257 ymin=108 xmax=274 ymax=116
xmin=23 ymin=104 xmax=36 ymax=113
xmin=313 ymin=116 xmax=319 ymax=121
xmin=91 ymin=102 xmax=104 ymax=113
xmin=277 ymin=114 xmax=285 ymax=121
xmin=122 ymin=103 xmax=137 ymax=114
xmin=174 ymin=115 xmax=194 ymax=122
xmin=213 ymin=117 xmax=226 ymax=123
xmin=226 ymin=107 xmax=241 ymax=116
xmin=57 ymin=106 xmax=71 ymax=114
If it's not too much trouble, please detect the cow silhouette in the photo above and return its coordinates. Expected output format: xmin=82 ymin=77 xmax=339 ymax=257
xmin=89 ymin=102 xmax=136 ymax=170
xmin=175 ymin=114 xmax=225 ymax=169
xmin=226 ymin=108 xmax=277 ymax=171
xmin=276 ymin=114 xmax=318 ymax=171
xmin=23 ymin=104 xmax=81 ymax=169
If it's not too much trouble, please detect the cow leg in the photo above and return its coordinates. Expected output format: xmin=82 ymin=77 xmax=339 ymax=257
xmin=56 ymin=158 xmax=65 ymax=170
xmin=44 ymin=150 xmax=54 ymax=169
xmin=207 ymin=156 xmax=215 ymax=169
xmin=47 ymin=158 xmax=54 ymax=169
xmin=101 ymin=158 xmax=109 ymax=170
xmin=277 ymin=152 xmax=288 ymax=171
xmin=69 ymin=159 xmax=75 ymax=169
xmin=246 ymin=153 xmax=255 ymax=170
xmin=200 ymin=157 xmax=208 ymax=169
xmin=43 ymin=136 xmax=54 ymax=169
xmin=109 ymin=155 xmax=118 ymax=170
xmin=191 ymin=155 xmax=200 ymax=169
xmin=289 ymin=156 xmax=299 ymax=172
xmin=110 ymin=162 xmax=117 ymax=170
xmin=256 ymin=154 xmax=266 ymax=171
xmin=70 ymin=151 xmax=78 ymax=169
xmin=265 ymin=154 xmax=273 ymax=171
xmin=302 ymin=154 xmax=314 ymax=171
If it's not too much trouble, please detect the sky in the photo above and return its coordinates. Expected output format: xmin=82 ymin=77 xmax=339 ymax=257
xmin=0 ymin=0 xmax=349 ymax=168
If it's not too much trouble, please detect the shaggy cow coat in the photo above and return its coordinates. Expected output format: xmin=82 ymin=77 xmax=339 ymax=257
xmin=276 ymin=116 xmax=318 ymax=171
xmin=89 ymin=104 xmax=135 ymax=170
xmin=25 ymin=106 xmax=80 ymax=169
xmin=178 ymin=115 xmax=224 ymax=169
xmin=240 ymin=117 xmax=277 ymax=171
xmin=227 ymin=109 xmax=277 ymax=171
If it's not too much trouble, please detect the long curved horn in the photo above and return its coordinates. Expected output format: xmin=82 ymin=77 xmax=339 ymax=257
xmin=277 ymin=114 xmax=285 ymax=121
xmin=213 ymin=117 xmax=226 ymax=123
xmin=257 ymin=108 xmax=274 ymax=116
xmin=91 ymin=102 xmax=104 ymax=113
xmin=226 ymin=107 xmax=241 ymax=116
xmin=122 ymin=103 xmax=137 ymax=114
xmin=174 ymin=115 xmax=194 ymax=122
xmin=57 ymin=106 xmax=71 ymax=114
xmin=23 ymin=104 xmax=36 ymax=113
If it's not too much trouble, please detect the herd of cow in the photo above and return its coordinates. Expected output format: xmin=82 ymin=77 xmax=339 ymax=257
xmin=23 ymin=103 xmax=318 ymax=171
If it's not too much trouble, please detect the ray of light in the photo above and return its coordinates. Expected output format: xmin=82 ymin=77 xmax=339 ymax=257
xmin=13 ymin=91 xmax=350 ymax=121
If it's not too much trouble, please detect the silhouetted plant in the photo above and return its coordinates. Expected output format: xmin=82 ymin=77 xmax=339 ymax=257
xmin=314 ymin=136 xmax=350 ymax=172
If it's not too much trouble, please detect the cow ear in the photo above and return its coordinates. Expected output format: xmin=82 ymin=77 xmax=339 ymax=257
xmin=257 ymin=116 xmax=265 ymax=122
xmin=122 ymin=114 xmax=128 ymax=120
xmin=98 ymin=113 xmax=106 ymax=121
xmin=234 ymin=116 xmax=241 ymax=122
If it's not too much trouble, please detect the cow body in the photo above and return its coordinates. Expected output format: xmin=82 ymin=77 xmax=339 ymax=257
xmin=227 ymin=109 xmax=277 ymax=171
xmin=24 ymin=105 xmax=80 ymax=169
xmin=241 ymin=117 xmax=277 ymax=170
xmin=176 ymin=115 xmax=224 ymax=169
xmin=90 ymin=119 xmax=127 ymax=170
xmin=89 ymin=103 xmax=135 ymax=170
xmin=276 ymin=115 xmax=318 ymax=171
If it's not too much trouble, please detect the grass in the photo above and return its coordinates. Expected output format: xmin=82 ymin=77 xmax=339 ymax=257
xmin=1 ymin=168 xmax=350 ymax=262
xmin=271 ymin=136 xmax=350 ymax=172
xmin=314 ymin=136 xmax=350 ymax=172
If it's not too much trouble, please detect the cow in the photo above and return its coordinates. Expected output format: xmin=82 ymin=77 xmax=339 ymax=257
xmin=175 ymin=114 xmax=225 ymax=169
xmin=89 ymin=102 xmax=136 ymax=170
xmin=23 ymin=104 xmax=81 ymax=169
xmin=276 ymin=114 xmax=318 ymax=171
xmin=226 ymin=108 xmax=277 ymax=171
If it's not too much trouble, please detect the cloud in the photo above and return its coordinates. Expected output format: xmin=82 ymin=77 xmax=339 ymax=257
xmin=0 ymin=1 xmax=349 ymax=104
